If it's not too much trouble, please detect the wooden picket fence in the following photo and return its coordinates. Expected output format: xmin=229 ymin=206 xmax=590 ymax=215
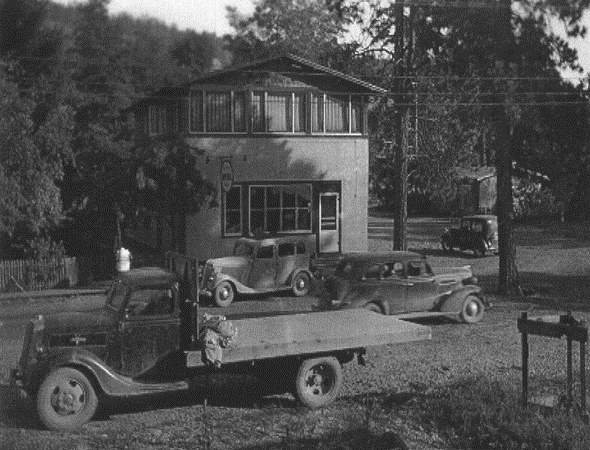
xmin=0 ymin=257 xmax=78 ymax=292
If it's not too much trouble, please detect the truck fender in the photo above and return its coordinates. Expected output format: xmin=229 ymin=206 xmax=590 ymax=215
xmin=34 ymin=348 xmax=187 ymax=398
xmin=438 ymin=285 xmax=483 ymax=313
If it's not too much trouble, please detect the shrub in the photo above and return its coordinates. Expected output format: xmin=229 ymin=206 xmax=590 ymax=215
xmin=420 ymin=377 xmax=590 ymax=450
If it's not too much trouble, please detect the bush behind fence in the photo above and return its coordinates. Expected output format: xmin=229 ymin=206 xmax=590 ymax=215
xmin=0 ymin=257 xmax=78 ymax=292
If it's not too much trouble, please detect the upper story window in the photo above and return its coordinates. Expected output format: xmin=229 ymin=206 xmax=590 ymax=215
xmin=188 ymin=89 xmax=364 ymax=135
xmin=190 ymin=90 xmax=246 ymax=133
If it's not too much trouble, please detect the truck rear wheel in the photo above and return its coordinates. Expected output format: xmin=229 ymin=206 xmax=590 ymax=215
xmin=294 ymin=356 xmax=342 ymax=408
xmin=36 ymin=367 xmax=98 ymax=431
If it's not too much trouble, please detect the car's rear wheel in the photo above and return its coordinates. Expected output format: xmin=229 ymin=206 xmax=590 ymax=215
xmin=459 ymin=295 xmax=485 ymax=324
xmin=364 ymin=302 xmax=383 ymax=314
xmin=214 ymin=281 xmax=235 ymax=307
xmin=291 ymin=272 xmax=311 ymax=297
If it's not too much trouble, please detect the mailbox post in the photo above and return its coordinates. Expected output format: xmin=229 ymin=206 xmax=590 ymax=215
xmin=517 ymin=311 xmax=588 ymax=422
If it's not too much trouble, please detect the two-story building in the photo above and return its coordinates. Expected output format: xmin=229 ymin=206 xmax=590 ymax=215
xmin=130 ymin=54 xmax=386 ymax=260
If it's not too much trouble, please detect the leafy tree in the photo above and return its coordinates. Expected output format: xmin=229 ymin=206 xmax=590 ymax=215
xmin=334 ymin=0 xmax=590 ymax=294
xmin=170 ymin=30 xmax=229 ymax=76
xmin=226 ymin=0 xmax=353 ymax=67
xmin=0 ymin=68 xmax=74 ymax=258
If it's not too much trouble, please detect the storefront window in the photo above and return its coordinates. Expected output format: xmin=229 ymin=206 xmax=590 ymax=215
xmin=224 ymin=186 xmax=242 ymax=235
xmin=249 ymin=184 xmax=312 ymax=234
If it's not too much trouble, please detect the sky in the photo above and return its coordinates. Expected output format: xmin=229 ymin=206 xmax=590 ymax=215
xmin=55 ymin=0 xmax=589 ymax=81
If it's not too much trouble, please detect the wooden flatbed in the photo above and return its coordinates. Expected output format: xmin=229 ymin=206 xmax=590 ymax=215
xmin=187 ymin=309 xmax=431 ymax=367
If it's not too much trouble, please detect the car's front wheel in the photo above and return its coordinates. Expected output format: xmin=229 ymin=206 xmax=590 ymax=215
xmin=214 ymin=281 xmax=235 ymax=307
xmin=291 ymin=272 xmax=311 ymax=297
xmin=459 ymin=295 xmax=485 ymax=324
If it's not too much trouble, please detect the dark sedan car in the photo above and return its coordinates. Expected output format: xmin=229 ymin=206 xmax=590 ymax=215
xmin=319 ymin=252 xmax=486 ymax=324
xmin=441 ymin=215 xmax=498 ymax=257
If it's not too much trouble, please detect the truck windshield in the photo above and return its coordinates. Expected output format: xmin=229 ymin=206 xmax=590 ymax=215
xmin=106 ymin=280 xmax=128 ymax=310
xmin=234 ymin=241 xmax=255 ymax=257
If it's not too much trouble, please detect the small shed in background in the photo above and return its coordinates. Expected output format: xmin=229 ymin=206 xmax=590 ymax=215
xmin=456 ymin=166 xmax=497 ymax=215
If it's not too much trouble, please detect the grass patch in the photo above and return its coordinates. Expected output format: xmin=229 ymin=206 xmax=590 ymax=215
xmin=417 ymin=376 xmax=590 ymax=450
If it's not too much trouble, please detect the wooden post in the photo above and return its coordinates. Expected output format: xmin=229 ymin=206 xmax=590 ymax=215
xmin=521 ymin=311 xmax=529 ymax=406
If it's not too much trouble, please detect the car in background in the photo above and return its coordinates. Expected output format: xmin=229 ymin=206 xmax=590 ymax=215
xmin=319 ymin=251 xmax=486 ymax=324
xmin=200 ymin=236 xmax=314 ymax=307
xmin=441 ymin=215 xmax=498 ymax=257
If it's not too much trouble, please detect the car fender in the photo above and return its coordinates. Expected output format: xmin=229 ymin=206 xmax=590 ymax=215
xmin=32 ymin=348 xmax=187 ymax=397
xmin=287 ymin=269 xmax=314 ymax=285
xmin=214 ymin=274 xmax=256 ymax=294
xmin=438 ymin=285 xmax=484 ymax=313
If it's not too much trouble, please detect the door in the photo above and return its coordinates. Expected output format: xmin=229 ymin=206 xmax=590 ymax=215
xmin=248 ymin=244 xmax=277 ymax=289
xmin=275 ymin=241 xmax=296 ymax=286
xmin=404 ymin=260 xmax=439 ymax=312
xmin=319 ymin=193 xmax=340 ymax=253
xmin=119 ymin=286 xmax=181 ymax=377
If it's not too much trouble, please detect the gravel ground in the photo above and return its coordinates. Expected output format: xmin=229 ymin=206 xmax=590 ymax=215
xmin=1 ymin=219 xmax=589 ymax=449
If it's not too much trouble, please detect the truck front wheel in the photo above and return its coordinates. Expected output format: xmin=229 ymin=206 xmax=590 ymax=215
xmin=36 ymin=367 xmax=98 ymax=431
xmin=294 ymin=356 xmax=342 ymax=408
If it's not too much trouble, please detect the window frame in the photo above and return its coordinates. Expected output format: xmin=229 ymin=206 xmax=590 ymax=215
xmin=248 ymin=183 xmax=313 ymax=235
xmin=223 ymin=185 xmax=243 ymax=237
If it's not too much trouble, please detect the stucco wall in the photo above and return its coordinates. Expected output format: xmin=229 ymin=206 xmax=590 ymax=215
xmin=184 ymin=136 xmax=368 ymax=260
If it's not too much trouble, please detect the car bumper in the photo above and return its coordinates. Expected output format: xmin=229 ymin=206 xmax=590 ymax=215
xmin=199 ymin=289 xmax=213 ymax=298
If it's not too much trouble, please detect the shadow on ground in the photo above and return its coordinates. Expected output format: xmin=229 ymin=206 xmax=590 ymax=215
xmin=477 ymin=272 xmax=590 ymax=311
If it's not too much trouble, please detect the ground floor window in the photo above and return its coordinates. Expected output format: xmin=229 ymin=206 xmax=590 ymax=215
xmin=248 ymin=184 xmax=312 ymax=235
xmin=223 ymin=185 xmax=242 ymax=235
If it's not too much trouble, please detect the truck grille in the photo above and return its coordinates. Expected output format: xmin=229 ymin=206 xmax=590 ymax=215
xmin=18 ymin=321 xmax=34 ymax=371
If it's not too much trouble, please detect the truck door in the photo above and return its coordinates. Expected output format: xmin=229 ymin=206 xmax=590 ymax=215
xmin=248 ymin=244 xmax=277 ymax=289
xmin=119 ymin=285 xmax=181 ymax=378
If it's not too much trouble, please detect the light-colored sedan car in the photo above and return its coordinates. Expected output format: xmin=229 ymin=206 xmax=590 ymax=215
xmin=200 ymin=236 xmax=314 ymax=307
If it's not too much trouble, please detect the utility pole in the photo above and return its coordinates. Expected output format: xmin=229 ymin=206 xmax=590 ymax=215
xmin=392 ymin=0 xmax=407 ymax=250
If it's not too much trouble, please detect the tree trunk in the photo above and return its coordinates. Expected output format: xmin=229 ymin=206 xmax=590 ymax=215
xmin=496 ymin=119 xmax=520 ymax=295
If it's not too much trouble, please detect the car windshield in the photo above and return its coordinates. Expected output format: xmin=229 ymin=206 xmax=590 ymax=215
xmin=234 ymin=241 xmax=255 ymax=257
xmin=106 ymin=280 xmax=128 ymax=310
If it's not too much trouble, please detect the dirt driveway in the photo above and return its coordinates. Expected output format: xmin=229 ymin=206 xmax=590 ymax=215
xmin=1 ymin=219 xmax=589 ymax=449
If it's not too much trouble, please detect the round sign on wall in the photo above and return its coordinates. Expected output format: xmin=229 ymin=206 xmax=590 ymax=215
xmin=221 ymin=159 xmax=234 ymax=192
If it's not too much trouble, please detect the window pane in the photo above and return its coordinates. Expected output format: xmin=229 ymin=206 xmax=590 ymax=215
xmin=267 ymin=94 xmax=291 ymax=132
xmin=311 ymin=94 xmax=323 ymax=132
xmin=226 ymin=186 xmax=241 ymax=209
xmin=190 ymin=91 xmax=203 ymax=132
xmin=234 ymin=92 xmax=246 ymax=132
xmin=296 ymin=242 xmax=306 ymax=254
xmin=283 ymin=188 xmax=296 ymax=207
xmin=296 ymin=185 xmax=312 ymax=207
xmin=294 ymin=93 xmax=306 ymax=132
xmin=252 ymin=92 xmax=264 ymax=132
xmin=267 ymin=186 xmax=281 ymax=208
xmin=297 ymin=209 xmax=311 ymax=230
xmin=282 ymin=209 xmax=296 ymax=231
xmin=250 ymin=187 xmax=264 ymax=209
xmin=257 ymin=245 xmax=274 ymax=259
xmin=224 ymin=186 xmax=241 ymax=235
xmin=325 ymin=95 xmax=348 ymax=132
xmin=351 ymin=96 xmax=362 ymax=133
xmin=250 ymin=210 xmax=264 ymax=234
xmin=206 ymin=92 xmax=231 ymax=132
xmin=225 ymin=211 xmax=241 ymax=234
xmin=267 ymin=209 xmax=280 ymax=232
xmin=278 ymin=243 xmax=295 ymax=257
